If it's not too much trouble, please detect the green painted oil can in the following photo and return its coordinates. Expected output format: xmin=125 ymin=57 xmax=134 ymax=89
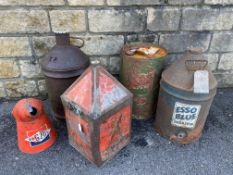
xmin=120 ymin=43 xmax=167 ymax=120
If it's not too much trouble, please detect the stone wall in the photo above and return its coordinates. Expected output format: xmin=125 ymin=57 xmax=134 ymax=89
xmin=0 ymin=0 xmax=233 ymax=99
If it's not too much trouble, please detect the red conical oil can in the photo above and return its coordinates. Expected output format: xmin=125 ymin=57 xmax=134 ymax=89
xmin=61 ymin=62 xmax=133 ymax=166
xmin=12 ymin=98 xmax=56 ymax=154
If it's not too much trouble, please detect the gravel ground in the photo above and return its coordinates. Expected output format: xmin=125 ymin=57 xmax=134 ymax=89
xmin=0 ymin=88 xmax=233 ymax=175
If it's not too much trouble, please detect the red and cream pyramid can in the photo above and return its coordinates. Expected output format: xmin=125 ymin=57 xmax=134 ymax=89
xmin=61 ymin=63 xmax=133 ymax=166
xmin=12 ymin=98 xmax=56 ymax=154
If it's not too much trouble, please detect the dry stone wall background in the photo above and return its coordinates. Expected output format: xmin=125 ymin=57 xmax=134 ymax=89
xmin=0 ymin=0 xmax=233 ymax=99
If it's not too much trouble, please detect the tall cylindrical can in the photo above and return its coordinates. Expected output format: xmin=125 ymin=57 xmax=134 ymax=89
xmin=120 ymin=43 xmax=167 ymax=120
xmin=155 ymin=49 xmax=217 ymax=144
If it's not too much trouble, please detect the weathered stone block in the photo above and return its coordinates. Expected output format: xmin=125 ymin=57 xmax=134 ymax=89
xmin=218 ymin=53 xmax=233 ymax=70
xmin=90 ymin=56 xmax=109 ymax=68
xmin=0 ymin=37 xmax=31 ymax=57
xmin=164 ymin=53 xmax=218 ymax=71
xmin=168 ymin=0 xmax=202 ymax=5
xmin=210 ymin=33 xmax=233 ymax=52
xmin=147 ymin=8 xmax=181 ymax=31
xmin=182 ymin=8 xmax=233 ymax=31
xmin=34 ymin=35 xmax=123 ymax=57
xmin=0 ymin=60 xmax=20 ymax=78
xmin=37 ymin=79 xmax=47 ymax=95
xmin=159 ymin=33 xmax=211 ymax=53
xmin=5 ymin=80 xmax=38 ymax=97
xmin=203 ymin=54 xmax=219 ymax=71
xmin=68 ymin=0 xmax=104 ymax=6
xmin=88 ymin=9 xmax=146 ymax=32
xmin=109 ymin=56 xmax=120 ymax=74
xmin=107 ymin=0 xmax=162 ymax=5
xmin=127 ymin=34 xmax=159 ymax=44
xmin=0 ymin=10 xmax=49 ymax=33
xmin=0 ymin=82 xmax=6 ymax=98
xmin=32 ymin=36 xmax=56 ymax=57
xmin=19 ymin=60 xmax=42 ymax=78
xmin=214 ymin=73 xmax=233 ymax=87
xmin=164 ymin=54 xmax=182 ymax=67
xmin=0 ymin=0 xmax=64 ymax=5
xmin=205 ymin=0 xmax=233 ymax=5
xmin=50 ymin=10 xmax=86 ymax=33
xmin=71 ymin=35 xmax=124 ymax=55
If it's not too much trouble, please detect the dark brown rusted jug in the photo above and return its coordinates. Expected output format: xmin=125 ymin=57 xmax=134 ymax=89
xmin=155 ymin=49 xmax=217 ymax=144
xmin=40 ymin=33 xmax=90 ymax=120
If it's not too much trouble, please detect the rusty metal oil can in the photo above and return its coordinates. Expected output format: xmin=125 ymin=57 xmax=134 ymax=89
xmin=40 ymin=33 xmax=90 ymax=120
xmin=120 ymin=43 xmax=167 ymax=120
xmin=155 ymin=49 xmax=217 ymax=144
xmin=61 ymin=62 xmax=133 ymax=166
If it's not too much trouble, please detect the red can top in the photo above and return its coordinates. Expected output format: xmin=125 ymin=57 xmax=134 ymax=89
xmin=12 ymin=98 xmax=44 ymax=122
xmin=61 ymin=64 xmax=132 ymax=120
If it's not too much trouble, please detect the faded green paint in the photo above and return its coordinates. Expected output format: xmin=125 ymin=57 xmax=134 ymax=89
xmin=120 ymin=43 xmax=167 ymax=120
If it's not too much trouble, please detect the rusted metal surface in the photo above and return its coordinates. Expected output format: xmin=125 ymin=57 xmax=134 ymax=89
xmin=61 ymin=64 xmax=133 ymax=166
xmin=120 ymin=43 xmax=167 ymax=120
xmin=40 ymin=33 xmax=90 ymax=120
xmin=155 ymin=49 xmax=217 ymax=144
xmin=44 ymin=76 xmax=77 ymax=120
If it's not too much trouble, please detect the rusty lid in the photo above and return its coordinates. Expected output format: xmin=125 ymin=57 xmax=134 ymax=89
xmin=122 ymin=43 xmax=167 ymax=60
xmin=41 ymin=33 xmax=90 ymax=78
xmin=161 ymin=49 xmax=217 ymax=91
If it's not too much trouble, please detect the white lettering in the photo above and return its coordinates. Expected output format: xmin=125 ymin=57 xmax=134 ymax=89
xmin=171 ymin=102 xmax=201 ymax=129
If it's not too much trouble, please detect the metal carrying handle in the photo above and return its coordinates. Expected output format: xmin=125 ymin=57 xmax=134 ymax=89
xmin=69 ymin=37 xmax=85 ymax=48
xmin=185 ymin=59 xmax=208 ymax=71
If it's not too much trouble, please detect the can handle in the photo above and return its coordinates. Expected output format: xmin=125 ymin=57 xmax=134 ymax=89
xmin=185 ymin=60 xmax=208 ymax=71
xmin=69 ymin=37 xmax=85 ymax=48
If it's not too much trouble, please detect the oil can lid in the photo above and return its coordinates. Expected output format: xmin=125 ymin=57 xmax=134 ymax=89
xmin=122 ymin=43 xmax=167 ymax=60
xmin=161 ymin=49 xmax=217 ymax=92
xmin=40 ymin=34 xmax=90 ymax=78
